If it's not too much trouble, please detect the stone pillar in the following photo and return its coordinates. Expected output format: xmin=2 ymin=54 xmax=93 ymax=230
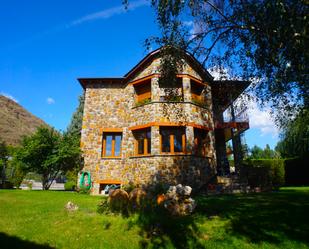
xmin=214 ymin=111 xmax=230 ymax=176
xmin=151 ymin=77 xmax=160 ymax=102
xmin=185 ymin=126 xmax=194 ymax=153
xmin=182 ymin=77 xmax=191 ymax=102
xmin=151 ymin=126 xmax=160 ymax=154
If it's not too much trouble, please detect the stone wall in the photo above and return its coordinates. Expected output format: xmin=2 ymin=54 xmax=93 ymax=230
xmin=80 ymin=58 xmax=218 ymax=194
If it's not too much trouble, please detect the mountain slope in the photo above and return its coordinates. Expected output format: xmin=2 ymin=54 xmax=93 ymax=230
xmin=0 ymin=95 xmax=49 ymax=146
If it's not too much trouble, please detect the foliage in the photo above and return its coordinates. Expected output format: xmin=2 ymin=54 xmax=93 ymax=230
xmin=77 ymin=186 xmax=90 ymax=194
xmin=0 ymin=140 xmax=8 ymax=182
xmin=135 ymin=98 xmax=151 ymax=107
xmin=276 ymin=109 xmax=309 ymax=158
xmin=64 ymin=181 xmax=76 ymax=191
xmin=5 ymin=149 xmax=26 ymax=188
xmin=127 ymin=0 xmax=309 ymax=125
xmin=16 ymin=127 xmax=81 ymax=190
xmin=66 ymin=94 xmax=85 ymax=138
xmin=241 ymin=159 xmax=285 ymax=189
xmin=284 ymin=156 xmax=309 ymax=186
xmin=249 ymin=144 xmax=279 ymax=159
xmin=97 ymin=198 xmax=111 ymax=215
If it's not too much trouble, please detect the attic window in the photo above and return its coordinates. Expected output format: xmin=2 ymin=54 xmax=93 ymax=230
xmin=134 ymin=79 xmax=151 ymax=105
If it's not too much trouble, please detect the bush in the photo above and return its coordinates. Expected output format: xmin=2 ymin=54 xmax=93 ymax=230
xmin=285 ymin=156 xmax=309 ymax=186
xmin=78 ymin=186 xmax=90 ymax=194
xmin=241 ymin=159 xmax=285 ymax=189
xmin=109 ymin=189 xmax=129 ymax=214
xmin=64 ymin=181 xmax=76 ymax=191
xmin=97 ymin=198 xmax=111 ymax=214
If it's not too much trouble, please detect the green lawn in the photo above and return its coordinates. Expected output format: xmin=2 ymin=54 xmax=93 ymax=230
xmin=0 ymin=187 xmax=309 ymax=249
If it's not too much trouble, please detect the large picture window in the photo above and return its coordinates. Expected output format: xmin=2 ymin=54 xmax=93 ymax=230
xmin=160 ymin=127 xmax=186 ymax=153
xmin=102 ymin=132 xmax=122 ymax=157
xmin=133 ymin=128 xmax=151 ymax=155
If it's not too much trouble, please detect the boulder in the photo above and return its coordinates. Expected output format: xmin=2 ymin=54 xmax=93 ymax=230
xmin=109 ymin=189 xmax=129 ymax=212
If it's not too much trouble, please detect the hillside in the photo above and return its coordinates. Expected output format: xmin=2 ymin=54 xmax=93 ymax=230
xmin=0 ymin=95 xmax=48 ymax=146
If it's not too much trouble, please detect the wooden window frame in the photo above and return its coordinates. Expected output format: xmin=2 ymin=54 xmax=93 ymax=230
xmin=191 ymin=79 xmax=204 ymax=102
xmin=134 ymin=79 xmax=151 ymax=104
xmin=193 ymin=128 xmax=208 ymax=157
xmin=159 ymin=126 xmax=186 ymax=154
xmin=102 ymin=132 xmax=122 ymax=158
xmin=133 ymin=128 xmax=151 ymax=156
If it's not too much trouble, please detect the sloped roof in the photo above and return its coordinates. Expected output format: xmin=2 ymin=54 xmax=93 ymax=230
xmin=78 ymin=47 xmax=214 ymax=89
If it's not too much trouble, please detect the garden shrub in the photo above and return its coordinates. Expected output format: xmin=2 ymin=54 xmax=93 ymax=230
xmin=97 ymin=198 xmax=111 ymax=214
xmin=241 ymin=159 xmax=285 ymax=189
xmin=64 ymin=181 xmax=76 ymax=191
xmin=128 ymin=188 xmax=147 ymax=212
xmin=78 ymin=186 xmax=90 ymax=194
xmin=284 ymin=156 xmax=309 ymax=186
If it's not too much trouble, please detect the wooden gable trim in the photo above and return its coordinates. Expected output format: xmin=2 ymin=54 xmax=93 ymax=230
xmin=128 ymin=74 xmax=160 ymax=86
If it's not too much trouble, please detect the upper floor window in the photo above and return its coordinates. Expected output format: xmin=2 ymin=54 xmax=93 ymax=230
xmin=134 ymin=79 xmax=151 ymax=105
xmin=133 ymin=128 xmax=151 ymax=156
xmin=193 ymin=128 xmax=209 ymax=156
xmin=191 ymin=79 xmax=205 ymax=104
xmin=160 ymin=126 xmax=186 ymax=153
xmin=102 ymin=132 xmax=122 ymax=158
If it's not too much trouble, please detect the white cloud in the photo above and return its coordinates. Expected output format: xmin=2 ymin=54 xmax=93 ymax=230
xmin=67 ymin=0 xmax=149 ymax=27
xmin=46 ymin=97 xmax=55 ymax=105
xmin=247 ymin=100 xmax=279 ymax=138
xmin=0 ymin=92 xmax=18 ymax=103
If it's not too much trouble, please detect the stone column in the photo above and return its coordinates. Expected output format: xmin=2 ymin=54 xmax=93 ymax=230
xmin=151 ymin=77 xmax=160 ymax=102
xmin=151 ymin=126 xmax=160 ymax=154
xmin=182 ymin=77 xmax=191 ymax=102
xmin=185 ymin=126 xmax=194 ymax=153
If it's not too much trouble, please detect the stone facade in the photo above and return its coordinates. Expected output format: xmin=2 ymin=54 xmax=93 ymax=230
xmin=79 ymin=51 xmax=225 ymax=195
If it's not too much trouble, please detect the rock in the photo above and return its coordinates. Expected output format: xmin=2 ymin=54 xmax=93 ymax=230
xmin=129 ymin=188 xmax=147 ymax=210
xmin=183 ymin=186 xmax=192 ymax=196
xmin=65 ymin=201 xmax=79 ymax=211
xmin=162 ymin=184 xmax=196 ymax=216
xmin=109 ymin=189 xmax=129 ymax=212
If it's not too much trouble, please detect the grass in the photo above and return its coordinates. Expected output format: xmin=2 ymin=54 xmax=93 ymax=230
xmin=0 ymin=187 xmax=309 ymax=249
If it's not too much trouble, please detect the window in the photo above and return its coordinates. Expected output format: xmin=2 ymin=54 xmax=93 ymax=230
xmin=134 ymin=79 xmax=151 ymax=104
xmin=193 ymin=128 xmax=209 ymax=156
xmin=160 ymin=127 xmax=186 ymax=153
xmin=191 ymin=79 xmax=204 ymax=102
xmin=133 ymin=128 xmax=151 ymax=155
xmin=102 ymin=132 xmax=122 ymax=157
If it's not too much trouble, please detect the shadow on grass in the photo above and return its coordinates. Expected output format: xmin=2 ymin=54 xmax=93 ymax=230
xmin=127 ymin=204 xmax=203 ymax=249
xmin=196 ymin=190 xmax=309 ymax=245
xmin=0 ymin=232 xmax=55 ymax=249
xmin=125 ymin=188 xmax=309 ymax=248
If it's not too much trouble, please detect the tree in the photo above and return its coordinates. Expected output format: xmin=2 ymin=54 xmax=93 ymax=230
xmin=276 ymin=110 xmax=309 ymax=158
xmin=0 ymin=140 xmax=8 ymax=185
xmin=17 ymin=127 xmax=81 ymax=190
xmin=249 ymin=144 xmax=278 ymax=159
xmin=66 ymin=94 xmax=85 ymax=138
xmin=126 ymin=0 xmax=308 ymax=125
xmin=65 ymin=94 xmax=85 ymax=183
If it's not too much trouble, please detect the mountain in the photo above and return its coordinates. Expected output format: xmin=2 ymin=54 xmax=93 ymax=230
xmin=0 ymin=95 xmax=49 ymax=146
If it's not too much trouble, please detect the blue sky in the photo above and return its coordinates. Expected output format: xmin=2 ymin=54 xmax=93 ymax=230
xmin=0 ymin=0 xmax=279 ymax=149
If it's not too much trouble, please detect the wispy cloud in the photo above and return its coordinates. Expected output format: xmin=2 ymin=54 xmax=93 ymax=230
xmin=0 ymin=92 xmax=19 ymax=103
xmin=3 ymin=1 xmax=149 ymax=51
xmin=46 ymin=97 xmax=55 ymax=105
xmin=67 ymin=0 xmax=149 ymax=28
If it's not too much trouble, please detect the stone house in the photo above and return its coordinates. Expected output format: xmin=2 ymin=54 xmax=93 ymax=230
xmin=78 ymin=48 xmax=249 ymax=194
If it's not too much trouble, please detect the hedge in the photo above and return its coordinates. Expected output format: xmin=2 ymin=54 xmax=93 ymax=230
xmin=284 ymin=156 xmax=309 ymax=186
xmin=240 ymin=159 xmax=285 ymax=189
